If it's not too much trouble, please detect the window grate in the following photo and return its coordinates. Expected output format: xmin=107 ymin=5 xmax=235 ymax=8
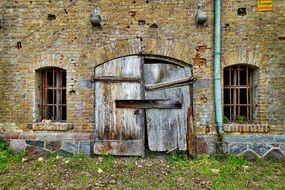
xmin=224 ymin=65 xmax=253 ymax=122
xmin=41 ymin=68 xmax=66 ymax=121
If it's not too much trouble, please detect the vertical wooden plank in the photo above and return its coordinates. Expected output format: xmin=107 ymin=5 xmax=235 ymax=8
xmin=95 ymin=85 xmax=140 ymax=140
xmin=185 ymin=66 xmax=194 ymax=158
xmin=94 ymin=56 xmax=144 ymax=156
xmin=186 ymin=106 xmax=194 ymax=158
xmin=140 ymin=57 xmax=146 ymax=157
xmin=95 ymin=56 xmax=141 ymax=78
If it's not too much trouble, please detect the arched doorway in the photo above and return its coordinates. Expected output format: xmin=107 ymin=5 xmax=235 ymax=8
xmin=93 ymin=55 xmax=195 ymax=156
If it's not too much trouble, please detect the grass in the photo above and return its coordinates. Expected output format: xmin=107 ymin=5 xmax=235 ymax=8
xmin=0 ymin=140 xmax=24 ymax=173
xmin=0 ymin=140 xmax=285 ymax=189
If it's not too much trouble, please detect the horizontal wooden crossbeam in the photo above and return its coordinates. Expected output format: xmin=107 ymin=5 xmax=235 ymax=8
xmin=115 ymin=99 xmax=182 ymax=109
xmin=145 ymin=76 xmax=197 ymax=91
xmin=93 ymin=76 xmax=141 ymax=83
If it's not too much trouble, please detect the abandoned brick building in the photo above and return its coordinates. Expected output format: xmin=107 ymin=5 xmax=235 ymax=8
xmin=0 ymin=0 xmax=284 ymax=160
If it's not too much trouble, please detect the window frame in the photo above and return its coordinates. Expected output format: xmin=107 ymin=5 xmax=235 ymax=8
xmin=223 ymin=65 xmax=254 ymax=122
xmin=40 ymin=67 xmax=67 ymax=122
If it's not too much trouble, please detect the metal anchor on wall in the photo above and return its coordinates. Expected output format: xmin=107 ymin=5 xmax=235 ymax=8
xmin=90 ymin=8 xmax=104 ymax=28
xmin=69 ymin=78 xmax=78 ymax=95
xmin=0 ymin=15 xmax=3 ymax=28
xmin=196 ymin=0 xmax=207 ymax=25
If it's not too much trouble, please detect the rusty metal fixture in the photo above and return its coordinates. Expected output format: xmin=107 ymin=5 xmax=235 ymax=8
xmin=16 ymin=41 xmax=22 ymax=49
xmin=90 ymin=12 xmax=103 ymax=27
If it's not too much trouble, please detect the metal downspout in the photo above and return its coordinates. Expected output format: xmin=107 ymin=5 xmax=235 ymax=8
xmin=214 ymin=0 xmax=223 ymax=133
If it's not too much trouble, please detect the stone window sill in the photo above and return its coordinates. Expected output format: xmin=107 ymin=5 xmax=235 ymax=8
xmin=224 ymin=123 xmax=270 ymax=133
xmin=28 ymin=122 xmax=74 ymax=131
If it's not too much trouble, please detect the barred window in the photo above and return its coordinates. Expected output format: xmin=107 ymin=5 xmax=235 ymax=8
xmin=224 ymin=65 xmax=255 ymax=122
xmin=40 ymin=68 xmax=66 ymax=121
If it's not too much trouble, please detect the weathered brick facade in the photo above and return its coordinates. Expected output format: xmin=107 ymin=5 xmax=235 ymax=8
xmin=0 ymin=0 xmax=284 ymax=159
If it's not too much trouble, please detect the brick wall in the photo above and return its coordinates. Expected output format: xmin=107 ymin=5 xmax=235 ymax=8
xmin=222 ymin=0 xmax=285 ymax=132
xmin=0 ymin=0 xmax=215 ymax=133
xmin=0 ymin=0 xmax=284 ymax=137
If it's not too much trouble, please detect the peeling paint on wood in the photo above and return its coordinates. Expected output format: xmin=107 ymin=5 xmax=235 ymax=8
xmin=95 ymin=56 xmax=141 ymax=78
xmin=144 ymin=62 xmax=192 ymax=151
xmin=94 ymin=56 xmax=144 ymax=156
xmin=94 ymin=56 xmax=194 ymax=156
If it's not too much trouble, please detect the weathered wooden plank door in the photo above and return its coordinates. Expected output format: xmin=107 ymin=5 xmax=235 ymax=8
xmin=143 ymin=60 xmax=192 ymax=151
xmin=93 ymin=56 xmax=145 ymax=156
xmin=94 ymin=56 xmax=194 ymax=156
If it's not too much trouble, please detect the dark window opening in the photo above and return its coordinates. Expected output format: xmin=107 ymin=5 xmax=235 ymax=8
xmin=47 ymin=14 xmax=56 ymax=20
xmin=41 ymin=68 xmax=66 ymax=121
xmin=224 ymin=65 xmax=254 ymax=122
xmin=237 ymin=8 xmax=247 ymax=16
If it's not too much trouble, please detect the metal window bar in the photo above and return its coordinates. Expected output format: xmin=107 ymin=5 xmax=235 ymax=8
xmin=229 ymin=67 xmax=232 ymax=119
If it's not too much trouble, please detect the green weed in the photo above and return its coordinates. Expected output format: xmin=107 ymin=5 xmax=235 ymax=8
xmin=0 ymin=140 xmax=24 ymax=173
xmin=102 ymin=154 xmax=115 ymax=171
xmin=237 ymin=115 xmax=247 ymax=123
xmin=223 ymin=116 xmax=229 ymax=123
xmin=166 ymin=151 xmax=189 ymax=166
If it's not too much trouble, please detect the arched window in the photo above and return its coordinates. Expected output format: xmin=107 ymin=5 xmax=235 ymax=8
xmin=40 ymin=68 xmax=66 ymax=121
xmin=224 ymin=65 xmax=258 ymax=122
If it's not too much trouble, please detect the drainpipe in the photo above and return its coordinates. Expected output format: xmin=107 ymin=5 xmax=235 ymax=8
xmin=214 ymin=0 xmax=223 ymax=133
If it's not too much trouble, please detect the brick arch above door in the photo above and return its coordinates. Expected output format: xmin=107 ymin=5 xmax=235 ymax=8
xmin=87 ymin=37 xmax=196 ymax=68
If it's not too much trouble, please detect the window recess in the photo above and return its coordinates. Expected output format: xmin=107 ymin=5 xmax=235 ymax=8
xmin=224 ymin=65 xmax=256 ymax=123
xmin=41 ymin=68 xmax=66 ymax=121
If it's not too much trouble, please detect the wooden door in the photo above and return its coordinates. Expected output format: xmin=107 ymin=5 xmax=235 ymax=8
xmin=93 ymin=56 xmax=194 ymax=156
xmin=143 ymin=60 xmax=192 ymax=151
xmin=93 ymin=56 xmax=145 ymax=156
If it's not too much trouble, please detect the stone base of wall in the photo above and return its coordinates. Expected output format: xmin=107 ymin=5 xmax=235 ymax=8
xmin=0 ymin=132 xmax=92 ymax=156
xmin=1 ymin=132 xmax=285 ymax=161
xmin=223 ymin=134 xmax=285 ymax=162
xmin=194 ymin=134 xmax=285 ymax=162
